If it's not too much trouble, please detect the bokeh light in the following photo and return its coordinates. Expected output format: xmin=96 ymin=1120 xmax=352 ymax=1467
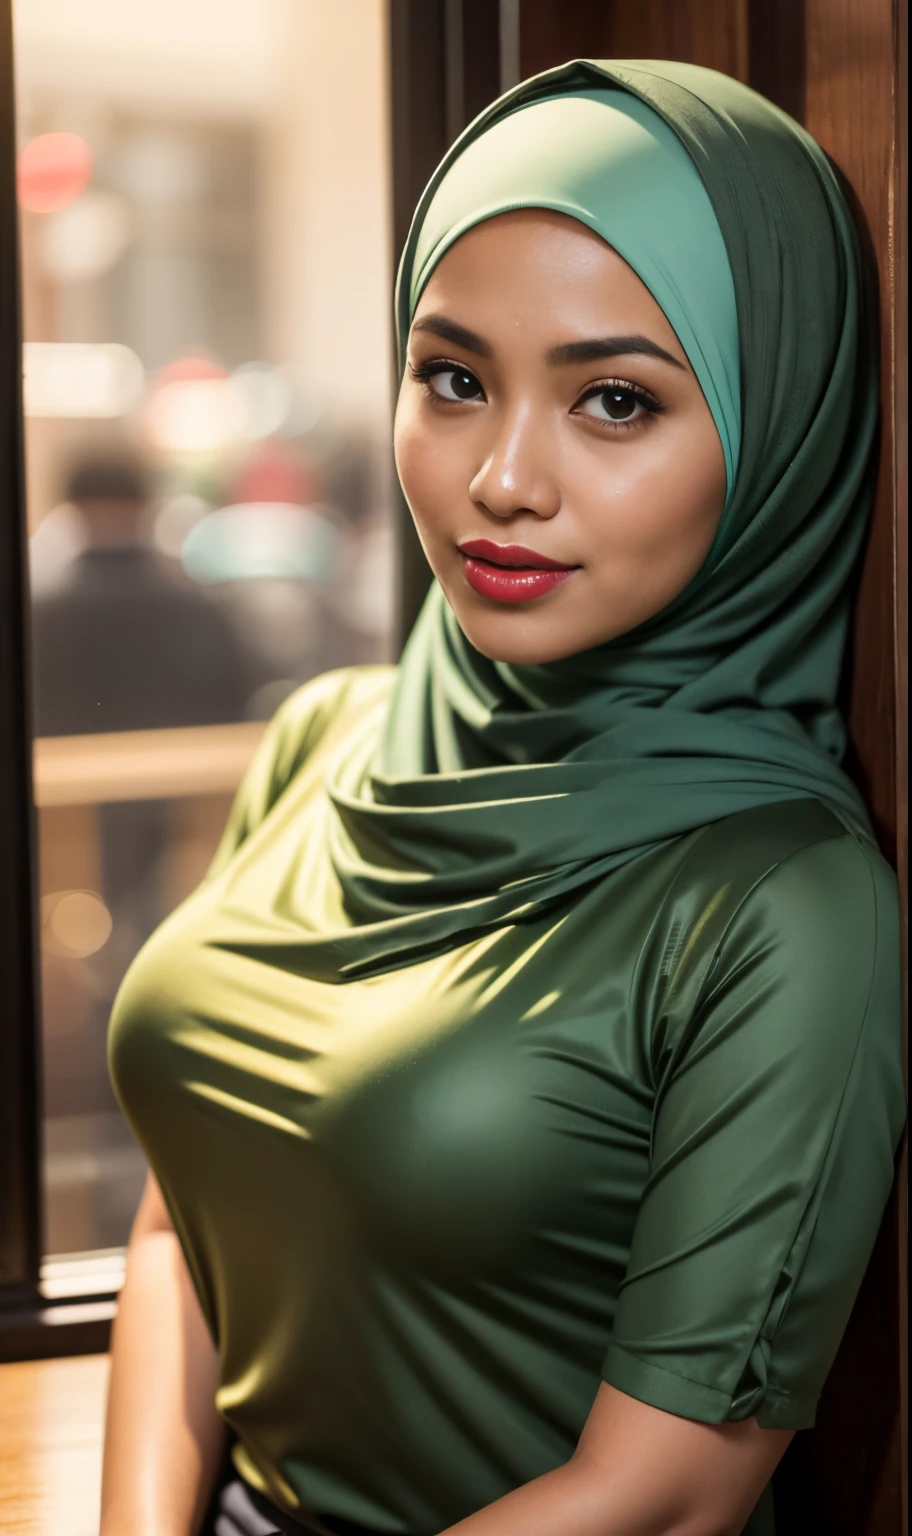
xmin=42 ymin=890 xmax=113 ymax=960
xmin=17 ymin=131 xmax=93 ymax=214
xmin=231 ymin=362 xmax=292 ymax=441
xmin=40 ymin=190 xmax=132 ymax=282
xmin=230 ymin=440 xmax=322 ymax=507
xmin=23 ymin=342 xmax=145 ymax=419
xmin=151 ymin=492 xmax=211 ymax=559
xmin=145 ymin=357 xmax=295 ymax=453
xmin=181 ymin=502 xmax=340 ymax=584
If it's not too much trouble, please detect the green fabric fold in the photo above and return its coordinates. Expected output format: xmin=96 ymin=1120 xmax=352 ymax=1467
xmin=261 ymin=60 xmax=878 ymax=981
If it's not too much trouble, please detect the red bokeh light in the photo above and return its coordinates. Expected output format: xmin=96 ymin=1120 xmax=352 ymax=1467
xmin=17 ymin=132 xmax=93 ymax=214
xmin=152 ymin=355 xmax=228 ymax=388
xmin=231 ymin=442 xmax=322 ymax=507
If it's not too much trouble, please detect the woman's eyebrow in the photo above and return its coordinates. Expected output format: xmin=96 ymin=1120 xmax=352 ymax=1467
xmin=410 ymin=315 xmax=493 ymax=358
xmin=546 ymin=335 xmax=686 ymax=370
xmin=410 ymin=319 xmax=686 ymax=373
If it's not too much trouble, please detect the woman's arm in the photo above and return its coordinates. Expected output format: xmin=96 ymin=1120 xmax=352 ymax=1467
xmin=100 ymin=1172 xmax=226 ymax=1536
xmin=442 ymin=1383 xmax=791 ymax=1536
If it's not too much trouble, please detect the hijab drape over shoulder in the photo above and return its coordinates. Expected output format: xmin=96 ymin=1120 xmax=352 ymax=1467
xmin=237 ymin=61 xmax=879 ymax=981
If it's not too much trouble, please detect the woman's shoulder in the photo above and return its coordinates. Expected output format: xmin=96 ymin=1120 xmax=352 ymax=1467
xmin=637 ymin=799 xmax=903 ymax=1135
xmin=205 ymin=666 xmax=396 ymax=876
xmin=268 ymin=664 xmax=397 ymax=752
xmin=657 ymin=798 xmax=900 ymax=1060
xmin=257 ymin=664 xmax=397 ymax=784
xmin=680 ymin=796 xmax=897 ymax=923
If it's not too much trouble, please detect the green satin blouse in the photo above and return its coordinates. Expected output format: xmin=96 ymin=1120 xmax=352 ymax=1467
xmin=109 ymin=667 xmax=903 ymax=1535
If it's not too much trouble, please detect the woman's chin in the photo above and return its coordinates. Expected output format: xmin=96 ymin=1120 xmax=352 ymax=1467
xmin=447 ymin=600 xmax=598 ymax=666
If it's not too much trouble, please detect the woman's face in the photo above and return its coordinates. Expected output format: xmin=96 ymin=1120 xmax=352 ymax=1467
xmin=395 ymin=209 xmax=728 ymax=664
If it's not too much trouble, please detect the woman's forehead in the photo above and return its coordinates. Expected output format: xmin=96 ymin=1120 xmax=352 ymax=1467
xmin=411 ymin=214 xmax=686 ymax=360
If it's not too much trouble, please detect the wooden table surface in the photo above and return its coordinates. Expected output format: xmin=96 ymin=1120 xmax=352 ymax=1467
xmin=0 ymin=1354 xmax=109 ymax=1536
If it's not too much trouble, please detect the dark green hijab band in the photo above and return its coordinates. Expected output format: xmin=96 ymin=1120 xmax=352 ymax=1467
xmin=288 ymin=60 xmax=878 ymax=980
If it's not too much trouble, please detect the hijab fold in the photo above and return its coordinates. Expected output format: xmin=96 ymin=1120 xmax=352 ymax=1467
xmin=252 ymin=60 xmax=878 ymax=980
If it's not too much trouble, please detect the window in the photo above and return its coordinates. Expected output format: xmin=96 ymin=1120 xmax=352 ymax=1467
xmin=12 ymin=0 xmax=395 ymax=1265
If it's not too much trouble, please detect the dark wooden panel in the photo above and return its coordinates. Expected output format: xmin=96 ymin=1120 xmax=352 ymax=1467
xmin=389 ymin=1 xmax=448 ymax=646
xmin=518 ymin=0 xmax=612 ymax=77
xmin=603 ymin=0 xmax=748 ymax=78
xmin=389 ymin=0 xmax=449 ymax=270
xmin=747 ymin=0 xmax=806 ymax=123
xmin=463 ymin=0 xmax=503 ymax=123
xmin=802 ymin=0 xmax=899 ymax=860
xmin=0 ymin=1300 xmax=114 ymax=1363
xmin=519 ymin=0 xmax=748 ymax=78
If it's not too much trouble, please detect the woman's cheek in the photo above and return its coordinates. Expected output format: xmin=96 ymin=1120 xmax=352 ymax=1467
xmin=394 ymin=420 xmax=430 ymax=528
xmin=397 ymin=422 xmax=460 ymax=546
xmin=392 ymin=393 xmax=419 ymax=504
xmin=584 ymin=423 xmax=722 ymax=553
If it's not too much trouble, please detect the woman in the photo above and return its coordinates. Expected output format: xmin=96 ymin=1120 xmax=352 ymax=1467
xmin=101 ymin=60 xmax=904 ymax=1536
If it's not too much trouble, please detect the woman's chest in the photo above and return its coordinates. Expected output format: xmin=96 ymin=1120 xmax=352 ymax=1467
xmin=112 ymin=878 xmax=664 ymax=1277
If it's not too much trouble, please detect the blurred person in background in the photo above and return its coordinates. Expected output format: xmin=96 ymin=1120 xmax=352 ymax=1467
xmin=31 ymin=448 xmax=250 ymax=736
xmin=180 ymin=439 xmax=349 ymax=716
xmin=31 ymin=450 xmax=252 ymax=1098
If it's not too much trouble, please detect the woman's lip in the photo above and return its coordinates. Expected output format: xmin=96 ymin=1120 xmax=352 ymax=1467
xmin=458 ymin=538 xmax=576 ymax=572
xmin=459 ymin=552 xmax=576 ymax=605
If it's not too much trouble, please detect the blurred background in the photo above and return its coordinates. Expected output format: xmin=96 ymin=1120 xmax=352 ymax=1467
xmin=14 ymin=0 xmax=396 ymax=1258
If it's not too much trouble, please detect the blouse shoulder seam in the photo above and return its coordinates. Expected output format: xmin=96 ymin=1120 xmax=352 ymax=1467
xmin=705 ymin=825 xmax=872 ymax=977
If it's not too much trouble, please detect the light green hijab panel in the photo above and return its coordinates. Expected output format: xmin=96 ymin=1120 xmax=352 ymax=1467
xmin=408 ymin=88 xmax=741 ymax=493
xmin=229 ymin=59 xmax=878 ymax=981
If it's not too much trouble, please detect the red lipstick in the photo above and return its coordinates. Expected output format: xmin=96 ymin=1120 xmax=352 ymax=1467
xmin=458 ymin=539 xmax=578 ymax=604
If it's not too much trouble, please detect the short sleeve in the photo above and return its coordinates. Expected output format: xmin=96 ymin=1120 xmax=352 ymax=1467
xmin=602 ymin=832 xmax=904 ymax=1430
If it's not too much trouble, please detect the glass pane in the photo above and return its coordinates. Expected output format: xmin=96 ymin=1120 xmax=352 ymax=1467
xmin=13 ymin=0 xmax=394 ymax=1258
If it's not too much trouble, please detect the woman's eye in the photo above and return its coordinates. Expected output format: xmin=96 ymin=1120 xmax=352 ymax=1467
xmin=426 ymin=367 xmax=484 ymax=402
xmin=576 ymin=386 xmax=648 ymax=424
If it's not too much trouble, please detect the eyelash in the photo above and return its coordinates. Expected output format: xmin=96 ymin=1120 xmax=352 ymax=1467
xmin=408 ymin=359 xmax=477 ymax=394
xmin=575 ymin=379 xmax=666 ymax=431
xmin=407 ymin=359 xmax=666 ymax=432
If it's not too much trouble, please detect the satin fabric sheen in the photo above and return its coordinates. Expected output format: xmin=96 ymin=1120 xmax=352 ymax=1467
xmin=107 ymin=59 xmax=904 ymax=1536
xmin=110 ymin=670 xmax=903 ymax=1533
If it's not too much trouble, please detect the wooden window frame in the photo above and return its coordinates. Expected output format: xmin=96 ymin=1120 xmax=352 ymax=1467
xmin=0 ymin=0 xmax=119 ymax=1361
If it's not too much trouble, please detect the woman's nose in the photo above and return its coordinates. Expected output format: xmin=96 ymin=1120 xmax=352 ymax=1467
xmin=468 ymin=403 xmax=561 ymax=521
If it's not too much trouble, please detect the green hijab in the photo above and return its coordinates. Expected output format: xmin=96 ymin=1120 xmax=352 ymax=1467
xmin=280 ymin=60 xmax=878 ymax=981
